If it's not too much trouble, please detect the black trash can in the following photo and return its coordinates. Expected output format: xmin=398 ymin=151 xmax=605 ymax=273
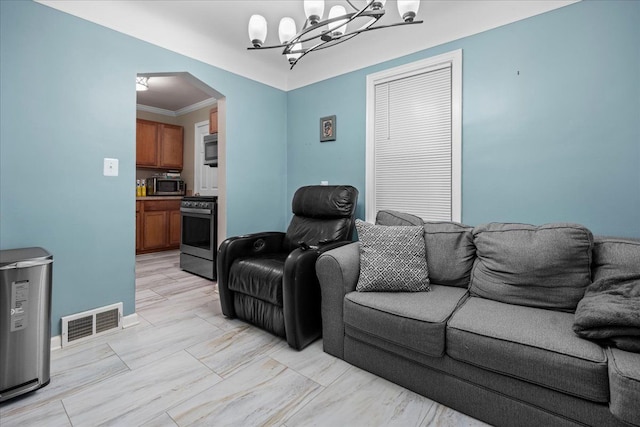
xmin=0 ymin=247 xmax=53 ymax=402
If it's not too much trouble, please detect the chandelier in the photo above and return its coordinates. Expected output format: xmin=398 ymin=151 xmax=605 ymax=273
xmin=247 ymin=0 xmax=422 ymax=69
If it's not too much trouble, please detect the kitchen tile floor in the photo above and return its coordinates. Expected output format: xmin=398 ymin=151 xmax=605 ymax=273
xmin=0 ymin=250 xmax=489 ymax=427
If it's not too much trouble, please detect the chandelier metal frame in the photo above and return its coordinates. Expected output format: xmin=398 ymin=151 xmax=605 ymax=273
xmin=248 ymin=0 xmax=423 ymax=69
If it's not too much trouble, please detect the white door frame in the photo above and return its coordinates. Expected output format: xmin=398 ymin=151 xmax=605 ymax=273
xmin=194 ymin=120 xmax=217 ymax=196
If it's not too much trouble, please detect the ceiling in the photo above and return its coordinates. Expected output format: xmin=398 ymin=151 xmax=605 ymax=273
xmin=37 ymin=0 xmax=578 ymax=92
xmin=136 ymin=73 xmax=217 ymax=113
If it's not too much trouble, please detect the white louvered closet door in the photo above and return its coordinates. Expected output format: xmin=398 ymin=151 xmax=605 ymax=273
xmin=373 ymin=65 xmax=453 ymax=221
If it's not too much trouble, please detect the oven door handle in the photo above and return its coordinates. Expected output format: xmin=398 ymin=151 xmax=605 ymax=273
xmin=180 ymin=207 xmax=212 ymax=215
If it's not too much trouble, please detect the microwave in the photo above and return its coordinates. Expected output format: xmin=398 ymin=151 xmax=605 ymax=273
xmin=204 ymin=133 xmax=218 ymax=167
xmin=146 ymin=177 xmax=186 ymax=196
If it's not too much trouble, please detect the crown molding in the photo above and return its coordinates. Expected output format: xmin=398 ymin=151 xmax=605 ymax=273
xmin=136 ymin=98 xmax=217 ymax=117
xmin=136 ymin=104 xmax=176 ymax=117
xmin=176 ymin=98 xmax=217 ymax=116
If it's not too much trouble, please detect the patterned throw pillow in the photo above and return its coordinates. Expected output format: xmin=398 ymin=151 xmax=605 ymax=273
xmin=355 ymin=219 xmax=430 ymax=292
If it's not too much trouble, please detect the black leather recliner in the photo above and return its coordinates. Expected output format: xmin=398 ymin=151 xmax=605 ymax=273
xmin=217 ymin=185 xmax=359 ymax=350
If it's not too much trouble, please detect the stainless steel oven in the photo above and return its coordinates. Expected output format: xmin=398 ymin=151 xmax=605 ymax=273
xmin=179 ymin=196 xmax=217 ymax=280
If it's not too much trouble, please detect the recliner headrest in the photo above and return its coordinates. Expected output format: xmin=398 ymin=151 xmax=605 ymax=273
xmin=292 ymin=185 xmax=358 ymax=218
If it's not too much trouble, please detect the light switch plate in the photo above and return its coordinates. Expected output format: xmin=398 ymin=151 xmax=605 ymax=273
xmin=103 ymin=158 xmax=119 ymax=176
xmin=320 ymin=181 xmax=329 ymax=186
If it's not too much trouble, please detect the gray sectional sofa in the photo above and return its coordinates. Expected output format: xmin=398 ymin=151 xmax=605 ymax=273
xmin=316 ymin=212 xmax=640 ymax=427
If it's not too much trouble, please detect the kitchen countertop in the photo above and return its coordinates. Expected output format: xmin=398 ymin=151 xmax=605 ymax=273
xmin=136 ymin=196 xmax=184 ymax=201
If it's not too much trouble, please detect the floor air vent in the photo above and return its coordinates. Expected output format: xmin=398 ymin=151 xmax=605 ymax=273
xmin=61 ymin=303 xmax=123 ymax=347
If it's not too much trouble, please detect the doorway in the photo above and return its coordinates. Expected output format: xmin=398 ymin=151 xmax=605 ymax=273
xmin=135 ymin=72 xmax=227 ymax=306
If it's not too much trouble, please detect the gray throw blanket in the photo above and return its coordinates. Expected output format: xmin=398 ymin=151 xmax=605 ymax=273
xmin=573 ymin=273 xmax=640 ymax=353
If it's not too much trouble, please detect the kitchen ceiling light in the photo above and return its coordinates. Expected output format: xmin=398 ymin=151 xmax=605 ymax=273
xmin=248 ymin=0 xmax=422 ymax=69
xmin=136 ymin=76 xmax=149 ymax=91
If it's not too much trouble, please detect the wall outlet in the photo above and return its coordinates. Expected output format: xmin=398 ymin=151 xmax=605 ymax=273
xmin=103 ymin=158 xmax=119 ymax=176
xmin=321 ymin=181 xmax=329 ymax=186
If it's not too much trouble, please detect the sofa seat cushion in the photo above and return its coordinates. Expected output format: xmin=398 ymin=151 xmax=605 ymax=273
xmin=228 ymin=253 xmax=288 ymax=306
xmin=344 ymin=285 xmax=468 ymax=357
xmin=447 ymin=297 xmax=609 ymax=403
xmin=470 ymin=222 xmax=594 ymax=312
xmin=607 ymin=348 xmax=640 ymax=425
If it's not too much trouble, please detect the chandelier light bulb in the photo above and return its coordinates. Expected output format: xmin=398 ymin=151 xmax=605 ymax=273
xmin=328 ymin=5 xmax=348 ymax=36
xmin=397 ymin=0 xmax=420 ymax=22
xmin=367 ymin=0 xmax=387 ymax=10
xmin=278 ymin=17 xmax=297 ymax=43
xmin=286 ymin=42 xmax=303 ymax=64
xmin=248 ymin=15 xmax=267 ymax=47
xmin=304 ymin=0 xmax=325 ymax=25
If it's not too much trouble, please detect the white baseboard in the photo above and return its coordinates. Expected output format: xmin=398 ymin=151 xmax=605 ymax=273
xmin=51 ymin=335 xmax=62 ymax=351
xmin=51 ymin=312 xmax=139 ymax=352
xmin=122 ymin=313 xmax=139 ymax=329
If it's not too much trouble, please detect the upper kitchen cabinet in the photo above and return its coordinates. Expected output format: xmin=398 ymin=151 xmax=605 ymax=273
xmin=159 ymin=124 xmax=183 ymax=169
xmin=136 ymin=119 xmax=184 ymax=170
xmin=136 ymin=119 xmax=158 ymax=167
xmin=209 ymin=108 xmax=218 ymax=134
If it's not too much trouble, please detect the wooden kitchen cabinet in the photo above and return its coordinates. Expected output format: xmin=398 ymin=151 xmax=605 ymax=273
xmin=136 ymin=119 xmax=184 ymax=170
xmin=169 ymin=210 xmax=182 ymax=246
xmin=136 ymin=201 xmax=142 ymax=250
xmin=142 ymin=211 xmax=169 ymax=250
xmin=209 ymin=108 xmax=218 ymax=134
xmin=159 ymin=124 xmax=184 ymax=169
xmin=136 ymin=120 xmax=158 ymax=167
xmin=136 ymin=199 xmax=181 ymax=254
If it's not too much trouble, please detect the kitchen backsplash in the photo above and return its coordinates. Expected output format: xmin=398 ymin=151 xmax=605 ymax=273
xmin=135 ymin=168 xmax=181 ymax=181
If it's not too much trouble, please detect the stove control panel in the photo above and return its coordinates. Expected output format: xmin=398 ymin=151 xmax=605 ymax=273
xmin=182 ymin=201 xmax=213 ymax=208
xmin=180 ymin=198 xmax=217 ymax=211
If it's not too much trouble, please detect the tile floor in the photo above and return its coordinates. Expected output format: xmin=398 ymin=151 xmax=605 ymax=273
xmin=0 ymin=250 xmax=489 ymax=426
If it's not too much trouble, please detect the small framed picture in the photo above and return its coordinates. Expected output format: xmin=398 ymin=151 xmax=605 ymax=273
xmin=320 ymin=115 xmax=336 ymax=142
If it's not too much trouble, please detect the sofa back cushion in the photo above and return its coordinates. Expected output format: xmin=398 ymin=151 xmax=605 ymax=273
xmin=375 ymin=212 xmax=474 ymax=287
xmin=423 ymin=222 xmax=476 ymax=288
xmin=375 ymin=210 xmax=424 ymax=226
xmin=592 ymin=237 xmax=640 ymax=281
xmin=469 ymin=223 xmax=594 ymax=312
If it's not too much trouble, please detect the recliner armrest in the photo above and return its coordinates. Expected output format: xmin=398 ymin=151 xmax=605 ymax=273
xmin=217 ymin=232 xmax=286 ymax=317
xmin=282 ymin=240 xmax=353 ymax=350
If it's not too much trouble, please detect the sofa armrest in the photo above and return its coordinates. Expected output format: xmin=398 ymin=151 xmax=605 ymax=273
xmin=607 ymin=347 xmax=640 ymax=426
xmin=217 ymin=231 xmax=286 ymax=317
xmin=316 ymin=242 xmax=361 ymax=358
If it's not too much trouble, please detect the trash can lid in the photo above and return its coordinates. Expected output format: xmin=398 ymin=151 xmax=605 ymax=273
xmin=0 ymin=247 xmax=52 ymax=267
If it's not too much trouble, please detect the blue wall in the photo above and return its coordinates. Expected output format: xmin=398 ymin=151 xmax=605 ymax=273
xmin=0 ymin=1 xmax=287 ymax=335
xmin=2 ymin=1 xmax=639 ymax=337
xmin=287 ymin=0 xmax=640 ymax=237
